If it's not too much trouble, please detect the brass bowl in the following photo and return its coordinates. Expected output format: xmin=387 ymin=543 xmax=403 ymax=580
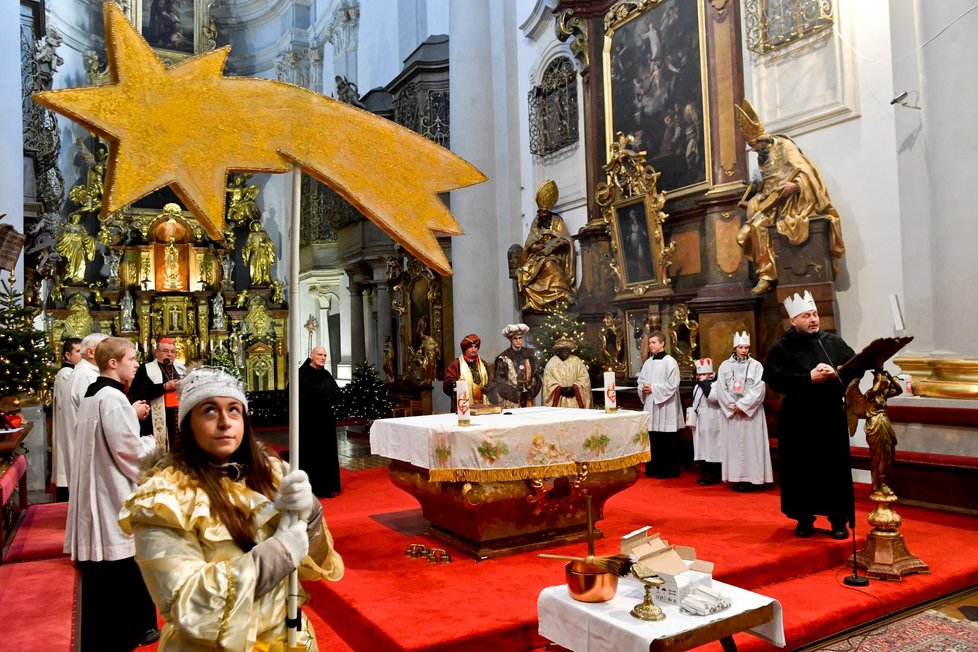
xmin=564 ymin=560 xmax=619 ymax=602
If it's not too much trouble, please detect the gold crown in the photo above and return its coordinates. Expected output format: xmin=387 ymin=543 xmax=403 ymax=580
xmin=734 ymin=99 xmax=767 ymax=143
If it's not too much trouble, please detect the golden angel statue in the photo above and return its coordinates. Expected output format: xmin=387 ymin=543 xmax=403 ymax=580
xmin=516 ymin=180 xmax=576 ymax=312
xmin=382 ymin=336 xmax=396 ymax=380
xmin=225 ymin=174 xmax=260 ymax=225
xmin=241 ymin=220 xmax=275 ymax=286
xmin=734 ymin=100 xmax=846 ymax=295
xmin=67 ymin=138 xmax=108 ymax=218
xmin=846 ymin=369 xmax=903 ymax=497
xmin=56 ymin=213 xmax=96 ymax=283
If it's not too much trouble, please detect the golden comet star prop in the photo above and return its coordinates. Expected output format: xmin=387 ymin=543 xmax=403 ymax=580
xmin=33 ymin=1 xmax=486 ymax=276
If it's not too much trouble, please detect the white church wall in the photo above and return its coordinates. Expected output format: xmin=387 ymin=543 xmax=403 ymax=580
xmin=516 ymin=1 xmax=589 ymax=316
xmin=743 ymin=1 xmax=906 ymax=354
xmin=888 ymin=0 xmax=932 ymax=353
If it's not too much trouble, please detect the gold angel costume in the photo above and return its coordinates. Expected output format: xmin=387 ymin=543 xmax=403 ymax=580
xmin=735 ymin=101 xmax=845 ymax=294
xmin=119 ymin=458 xmax=343 ymax=651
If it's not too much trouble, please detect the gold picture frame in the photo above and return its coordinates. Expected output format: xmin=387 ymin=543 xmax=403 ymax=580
xmin=608 ymin=194 xmax=671 ymax=295
xmin=134 ymin=0 xmax=216 ymax=62
xmin=603 ymin=0 xmax=712 ymax=199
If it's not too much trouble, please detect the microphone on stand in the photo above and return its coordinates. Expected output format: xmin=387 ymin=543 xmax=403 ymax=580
xmin=819 ymin=339 xmax=870 ymax=587
xmin=843 ymin=516 xmax=869 ymax=587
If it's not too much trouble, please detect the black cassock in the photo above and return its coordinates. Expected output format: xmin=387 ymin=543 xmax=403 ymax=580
xmin=298 ymin=359 xmax=342 ymax=496
xmin=763 ymin=328 xmax=863 ymax=527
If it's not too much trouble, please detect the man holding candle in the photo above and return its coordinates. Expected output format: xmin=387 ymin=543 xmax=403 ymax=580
xmin=637 ymin=331 xmax=684 ymax=478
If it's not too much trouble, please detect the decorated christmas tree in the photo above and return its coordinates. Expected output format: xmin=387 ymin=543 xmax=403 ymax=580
xmin=533 ymin=300 xmax=596 ymax=368
xmin=337 ymin=361 xmax=396 ymax=422
xmin=0 ymin=277 xmax=56 ymax=400
xmin=209 ymin=342 xmax=242 ymax=381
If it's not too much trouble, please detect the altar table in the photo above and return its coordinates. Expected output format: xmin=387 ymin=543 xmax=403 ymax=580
xmin=370 ymin=407 xmax=650 ymax=558
xmin=538 ymin=578 xmax=785 ymax=652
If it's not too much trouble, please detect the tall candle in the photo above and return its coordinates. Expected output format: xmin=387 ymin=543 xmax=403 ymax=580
xmin=456 ymin=380 xmax=471 ymax=426
xmin=603 ymin=371 xmax=617 ymax=413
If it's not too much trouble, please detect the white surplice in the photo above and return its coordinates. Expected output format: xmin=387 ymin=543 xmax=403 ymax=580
xmin=637 ymin=354 xmax=683 ymax=431
xmin=690 ymin=380 xmax=723 ymax=464
xmin=51 ymin=366 xmax=75 ymax=489
xmin=715 ymin=355 xmax=773 ymax=485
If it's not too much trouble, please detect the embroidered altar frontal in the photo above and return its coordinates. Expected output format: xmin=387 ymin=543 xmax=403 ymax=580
xmin=370 ymin=406 xmax=650 ymax=482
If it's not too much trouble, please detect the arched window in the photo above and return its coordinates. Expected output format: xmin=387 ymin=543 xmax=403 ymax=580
xmin=528 ymin=57 xmax=579 ymax=156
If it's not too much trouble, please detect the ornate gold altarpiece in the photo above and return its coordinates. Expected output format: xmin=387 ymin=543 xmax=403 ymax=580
xmin=48 ymin=192 xmax=288 ymax=392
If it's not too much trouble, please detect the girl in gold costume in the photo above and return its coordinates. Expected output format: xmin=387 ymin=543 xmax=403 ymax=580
xmin=121 ymin=367 xmax=343 ymax=651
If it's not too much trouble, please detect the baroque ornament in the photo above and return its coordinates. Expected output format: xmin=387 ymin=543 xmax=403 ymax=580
xmin=34 ymin=2 xmax=485 ymax=276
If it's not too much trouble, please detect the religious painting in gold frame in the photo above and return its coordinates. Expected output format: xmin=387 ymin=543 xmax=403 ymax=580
xmin=603 ymin=0 xmax=712 ymax=198
xmin=134 ymin=0 xmax=214 ymax=61
xmin=609 ymin=194 xmax=667 ymax=293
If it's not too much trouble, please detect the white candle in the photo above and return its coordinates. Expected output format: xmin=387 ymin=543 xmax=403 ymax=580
xmin=604 ymin=371 xmax=617 ymax=412
xmin=456 ymin=380 xmax=471 ymax=425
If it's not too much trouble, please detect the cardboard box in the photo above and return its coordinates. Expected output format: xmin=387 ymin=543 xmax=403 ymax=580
xmin=621 ymin=527 xmax=714 ymax=604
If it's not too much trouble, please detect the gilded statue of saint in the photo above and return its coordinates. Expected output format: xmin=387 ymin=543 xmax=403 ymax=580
xmin=734 ymin=100 xmax=846 ymax=295
xmin=241 ymin=221 xmax=275 ymax=286
xmin=516 ymin=180 xmax=576 ymax=312
xmin=163 ymin=237 xmax=181 ymax=290
xmin=56 ymin=213 xmax=96 ymax=283
xmin=225 ymin=174 xmax=260 ymax=225
xmin=846 ymin=369 xmax=903 ymax=497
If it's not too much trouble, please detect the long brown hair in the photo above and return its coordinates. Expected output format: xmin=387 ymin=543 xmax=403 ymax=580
xmin=174 ymin=408 xmax=278 ymax=552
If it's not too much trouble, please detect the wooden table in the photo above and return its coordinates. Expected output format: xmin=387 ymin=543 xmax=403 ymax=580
xmin=370 ymin=407 xmax=650 ymax=558
xmin=538 ymin=579 xmax=784 ymax=652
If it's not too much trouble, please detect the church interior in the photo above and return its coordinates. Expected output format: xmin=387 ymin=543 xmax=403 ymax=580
xmin=2 ymin=0 xmax=978 ymax=650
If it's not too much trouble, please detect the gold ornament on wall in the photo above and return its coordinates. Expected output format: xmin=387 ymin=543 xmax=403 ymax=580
xmin=596 ymin=133 xmax=675 ymax=297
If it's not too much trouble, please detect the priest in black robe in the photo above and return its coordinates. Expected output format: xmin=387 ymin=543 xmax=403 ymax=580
xmin=298 ymin=345 xmax=342 ymax=497
xmin=763 ymin=291 xmax=866 ymax=539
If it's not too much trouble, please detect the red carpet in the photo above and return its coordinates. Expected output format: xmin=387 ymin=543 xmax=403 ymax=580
xmin=4 ymin=469 xmax=976 ymax=650
xmin=3 ymin=501 xmax=68 ymax=563
xmin=0 ymin=556 xmax=75 ymax=649
xmin=305 ymin=467 xmax=978 ymax=651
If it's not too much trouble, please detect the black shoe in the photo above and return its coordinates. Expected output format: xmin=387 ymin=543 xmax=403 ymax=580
xmin=696 ymin=477 xmax=709 ymax=485
xmin=794 ymin=522 xmax=814 ymax=538
xmin=137 ymin=628 xmax=161 ymax=646
xmin=831 ymin=528 xmax=849 ymax=540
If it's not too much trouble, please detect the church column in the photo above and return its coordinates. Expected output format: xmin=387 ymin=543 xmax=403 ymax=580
xmin=913 ymin=0 xmax=978 ymax=356
xmin=448 ymin=0 xmax=522 ymax=340
xmin=375 ymin=282 xmax=393 ymax=376
xmin=348 ymin=278 xmax=366 ymax=365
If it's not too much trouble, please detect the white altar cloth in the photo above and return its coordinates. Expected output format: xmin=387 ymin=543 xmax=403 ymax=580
xmin=538 ymin=578 xmax=785 ymax=652
xmin=370 ymin=406 xmax=650 ymax=482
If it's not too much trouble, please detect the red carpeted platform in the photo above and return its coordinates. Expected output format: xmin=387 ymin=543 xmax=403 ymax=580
xmin=0 ymin=556 xmax=75 ymax=649
xmin=305 ymin=467 xmax=978 ymax=651
xmin=3 ymin=501 xmax=68 ymax=564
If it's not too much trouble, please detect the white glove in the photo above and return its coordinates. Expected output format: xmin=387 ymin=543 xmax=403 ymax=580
xmin=275 ymin=470 xmax=317 ymax=522
xmin=272 ymin=517 xmax=309 ymax=567
xmin=251 ymin=516 xmax=309 ymax=596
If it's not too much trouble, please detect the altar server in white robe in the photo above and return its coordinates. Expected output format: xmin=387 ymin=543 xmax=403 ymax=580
xmin=65 ymin=337 xmax=156 ymax=650
xmin=52 ymin=338 xmax=82 ymax=502
xmin=637 ymin=330 xmax=684 ymax=478
xmin=689 ymin=357 xmax=723 ymax=485
xmin=716 ymin=332 xmax=773 ymax=491
xmin=63 ymin=333 xmax=108 ymax=485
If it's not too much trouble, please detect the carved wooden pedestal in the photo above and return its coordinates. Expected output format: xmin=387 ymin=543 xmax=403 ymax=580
xmin=387 ymin=460 xmax=641 ymax=559
xmin=849 ymin=497 xmax=929 ymax=581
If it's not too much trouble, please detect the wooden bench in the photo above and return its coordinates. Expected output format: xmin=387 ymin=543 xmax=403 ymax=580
xmin=0 ymin=453 xmax=29 ymax=561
